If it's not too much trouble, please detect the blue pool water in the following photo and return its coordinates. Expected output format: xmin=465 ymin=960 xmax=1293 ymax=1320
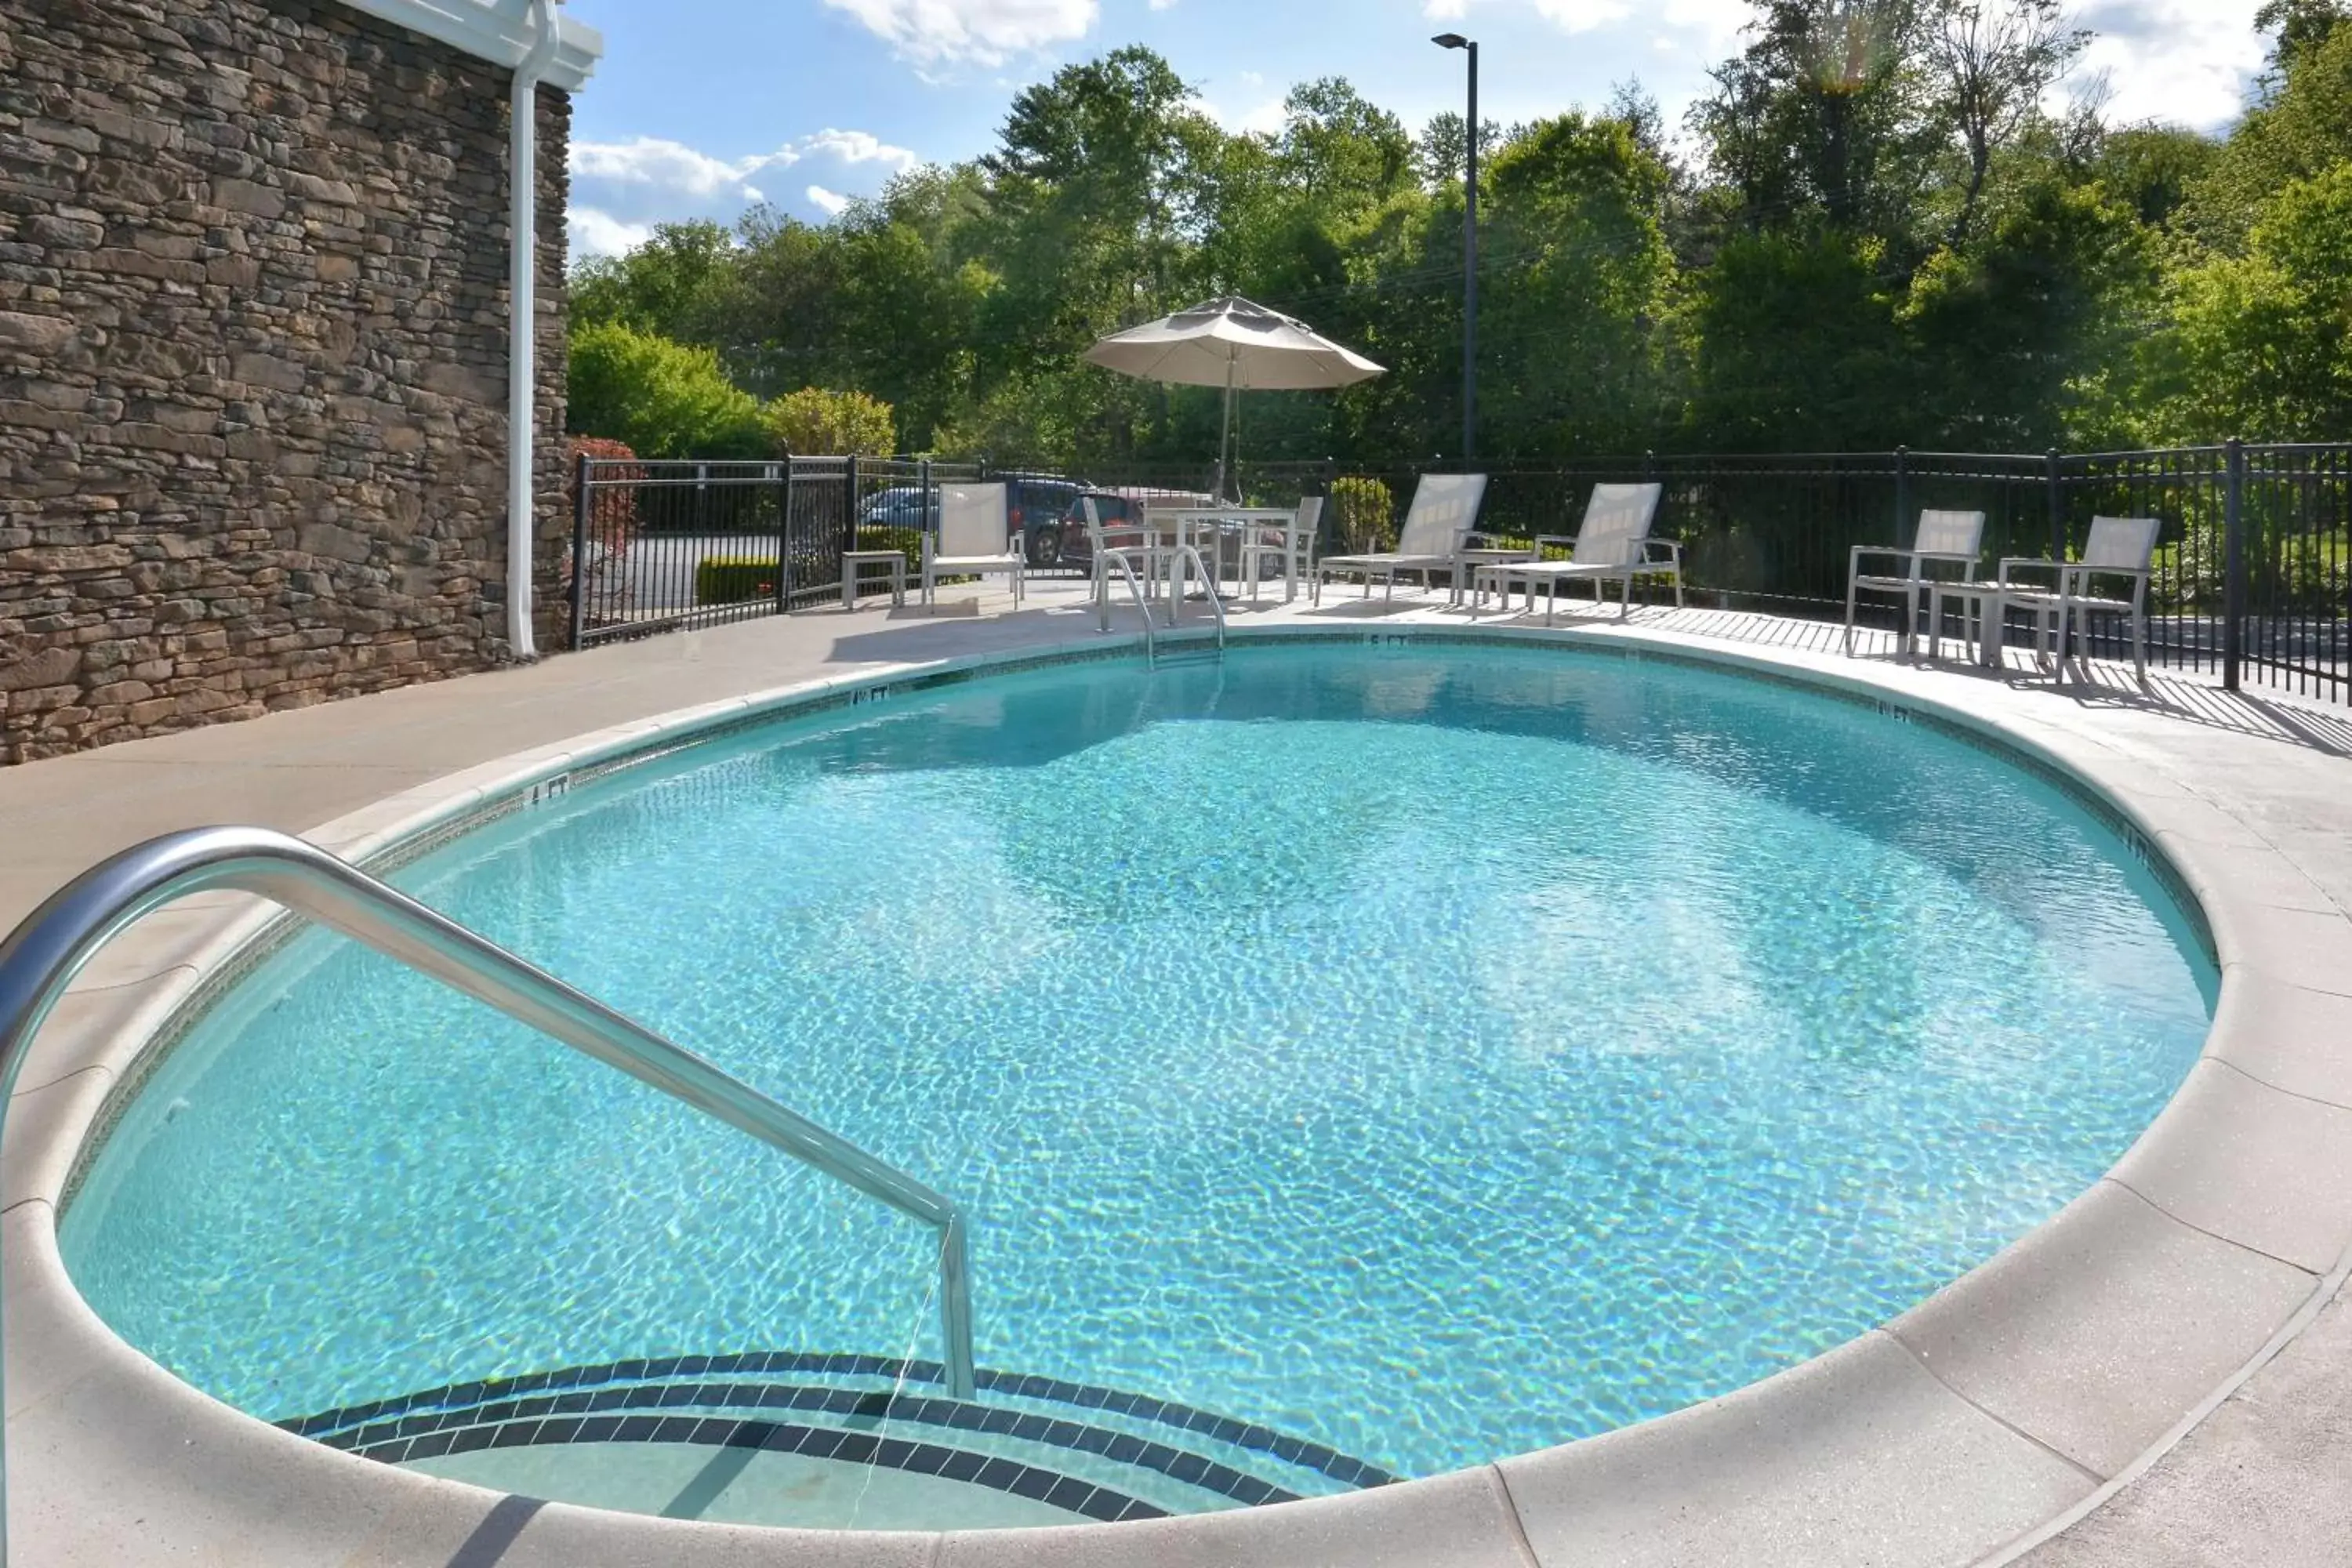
xmin=63 ymin=644 xmax=2213 ymax=1479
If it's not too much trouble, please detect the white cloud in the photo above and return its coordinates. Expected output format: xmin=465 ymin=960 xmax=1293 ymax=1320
xmin=1421 ymin=0 xmax=1748 ymax=50
xmin=571 ymin=130 xmax=918 ymax=205
xmin=572 ymin=137 xmax=771 ymax=204
xmin=568 ymin=206 xmax=652 ymax=260
xmin=807 ymin=184 xmax=852 ymax=216
xmin=567 ymin=129 xmax=923 ymax=238
xmin=1533 ymin=0 xmax=1632 ymax=34
xmin=2073 ymin=0 xmax=2263 ymax=129
xmin=821 ymin=0 xmax=1099 ymax=66
xmin=1194 ymin=91 xmax=1287 ymax=138
xmin=793 ymin=129 xmax=923 ymax=170
xmin=1149 ymin=0 xmax=1177 ymax=9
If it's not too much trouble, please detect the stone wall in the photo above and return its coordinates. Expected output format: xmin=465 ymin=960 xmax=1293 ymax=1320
xmin=0 ymin=0 xmax=571 ymax=762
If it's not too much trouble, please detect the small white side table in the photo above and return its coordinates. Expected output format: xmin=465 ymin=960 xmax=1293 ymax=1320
xmin=1929 ymin=581 xmax=2013 ymax=667
xmin=841 ymin=550 xmax=906 ymax=611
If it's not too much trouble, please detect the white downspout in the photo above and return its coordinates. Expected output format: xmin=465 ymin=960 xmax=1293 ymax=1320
xmin=506 ymin=0 xmax=564 ymax=659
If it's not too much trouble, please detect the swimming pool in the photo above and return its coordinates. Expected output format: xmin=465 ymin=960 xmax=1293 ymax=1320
xmin=60 ymin=641 xmax=2213 ymax=1503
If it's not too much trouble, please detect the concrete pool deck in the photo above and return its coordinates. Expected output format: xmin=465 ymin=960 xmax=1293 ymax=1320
xmin=4 ymin=575 xmax=2351 ymax=1564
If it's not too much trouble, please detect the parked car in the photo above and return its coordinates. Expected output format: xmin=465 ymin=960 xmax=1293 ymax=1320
xmin=998 ymin=473 xmax=1087 ymax=568
xmin=858 ymin=485 xmax=939 ymax=532
xmin=860 ymin=474 xmax=1083 ymax=568
xmin=1054 ymin=488 xmax=1219 ymax=572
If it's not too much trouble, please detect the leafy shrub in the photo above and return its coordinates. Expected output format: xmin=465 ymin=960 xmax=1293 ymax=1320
xmin=767 ymin=387 xmax=898 ymax=457
xmin=567 ymin=434 xmax=644 ymax=540
xmin=696 ymin=555 xmax=782 ymax=605
xmin=568 ymin=321 xmax=769 ymax=459
xmin=1330 ymin=476 xmax=1396 ymax=552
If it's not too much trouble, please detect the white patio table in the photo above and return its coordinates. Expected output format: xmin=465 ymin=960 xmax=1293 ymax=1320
xmin=1164 ymin=508 xmax=1304 ymax=599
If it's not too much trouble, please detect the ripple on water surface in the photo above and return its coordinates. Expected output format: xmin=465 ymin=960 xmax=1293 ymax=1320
xmin=63 ymin=644 xmax=2213 ymax=1477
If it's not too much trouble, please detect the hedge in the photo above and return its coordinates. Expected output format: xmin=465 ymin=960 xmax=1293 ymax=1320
xmin=696 ymin=556 xmax=781 ymax=605
xmin=698 ymin=531 xmax=941 ymax=605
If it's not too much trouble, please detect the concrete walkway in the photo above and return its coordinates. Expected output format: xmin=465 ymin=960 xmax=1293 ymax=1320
xmin=4 ymin=575 xmax=2350 ymax=1564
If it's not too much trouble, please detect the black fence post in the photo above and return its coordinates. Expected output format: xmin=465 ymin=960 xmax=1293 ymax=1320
xmin=568 ymin=449 xmax=591 ymax=651
xmin=844 ymin=452 xmax=862 ymax=607
xmin=2224 ymin=437 xmax=2245 ymax=691
xmin=2046 ymin=448 xmax=2063 ymax=563
xmin=786 ymin=453 xmax=804 ymax=620
xmin=1893 ymin=445 xmax=1909 ymax=532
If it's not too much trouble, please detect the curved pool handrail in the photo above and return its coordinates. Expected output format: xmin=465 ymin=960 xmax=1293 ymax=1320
xmin=1171 ymin=543 xmax=1228 ymax=654
xmin=0 ymin=825 xmax=979 ymax=1562
xmin=1097 ymin=547 xmax=1158 ymax=660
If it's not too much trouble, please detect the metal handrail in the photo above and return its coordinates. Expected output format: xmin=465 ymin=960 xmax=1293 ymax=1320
xmin=1098 ymin=548 xmax=1158 ymax=661
xmin=1171 ymin=543 xmax=1228 ymax=655
xmin=0 ymin=827 xmax=979 ymax=1561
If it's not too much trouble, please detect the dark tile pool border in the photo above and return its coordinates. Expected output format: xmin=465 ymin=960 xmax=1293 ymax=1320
xmin=277 ymin=1350 xmax=1398 ymax=1502
xmin=366 ymin=1405 xmax=1173 ymax=1525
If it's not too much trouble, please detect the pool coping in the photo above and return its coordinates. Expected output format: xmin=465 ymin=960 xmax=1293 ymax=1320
xmin=9 ymin=615 xmax=2352 ymax=1567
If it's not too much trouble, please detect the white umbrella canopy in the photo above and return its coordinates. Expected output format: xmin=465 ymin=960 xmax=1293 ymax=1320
xmin=1083 ymin=296 xmax=1385 ymax=498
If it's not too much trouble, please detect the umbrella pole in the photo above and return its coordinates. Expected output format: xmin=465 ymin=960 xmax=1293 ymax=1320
xmin=1217 ymin=355 xmax=1236 ymax=503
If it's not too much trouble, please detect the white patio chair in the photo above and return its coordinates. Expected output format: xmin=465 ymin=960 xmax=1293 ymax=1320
xmin=1472 ymin=483 xmax=1670 ymax=623
xmin=1844 ymin=509 xmax=1985 ymax=657
xmin=1312 ymin=474 xmax=1489 ymax=603
xmin=1237 ymin=496 xmax=1323 ymax=603
xmin=923 ymin=482 xmax=1025 ymax=613
xmin=1080 ymin=494 xmax=1149 ymax=589
xmin=1996 ymin=515 xmax=2162 ymax=685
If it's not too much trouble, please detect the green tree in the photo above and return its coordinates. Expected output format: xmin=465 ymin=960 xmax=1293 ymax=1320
xmin=570 ymin=220 xmax=741 ymax=340
xmin=566 ymin=321 xmax=768 ymax=458
xmin=561 ymin=10 xmax=2350 ymax=477
xmin=1478 ymin=112 xmax=1679 ymax=455
xmin=719 ymin=210 xmax=848 ymax=399
xmin=1903 ymin=177 xmax=2155 ymax=447
xmin=1686 ymin=229 xmax=1907 ymax=448
xmin=2186 ymin=2 xmax=2352 ymax=249
xmin=2096 ymin=127 xmax=2220 ymax=232
xmin=1277 ymin=79 xmax=1416 ymax=215
xmin=1921 ymin=0 xmax=2089 ymax=245
xmin=1692 ymin=0 xmax=1942 ymax=242
xmin=2161 ymin=165 xmax=2352 ymax=439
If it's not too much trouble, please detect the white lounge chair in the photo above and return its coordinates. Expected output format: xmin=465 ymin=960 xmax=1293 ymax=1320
xmin=1845 ymin=509 xmax=1985 ymax=656
xmin=1471 ymin=483 xmax=1671 ymax=623
xmin=1312 ymin=474 xmax=1489 ymax=603
xmin=1236 ymin=496 xmax=1323 ymax=603
xmin=923 ymin=482 xmax=1026 ymax=613
xmin=1996 ymin=514 xmax=2162 ymax=684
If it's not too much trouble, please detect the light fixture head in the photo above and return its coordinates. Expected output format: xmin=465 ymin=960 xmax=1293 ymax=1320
xmin=1432 ymin=32 xmax=1471 ymax=49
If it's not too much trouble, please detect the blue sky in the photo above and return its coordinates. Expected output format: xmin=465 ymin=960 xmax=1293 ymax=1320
xmin=564 ymin=0 xmax=2271 ymax=260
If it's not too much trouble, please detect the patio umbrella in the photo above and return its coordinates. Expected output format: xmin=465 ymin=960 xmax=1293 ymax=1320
xmin=1083 ymin=296 xmax=1385 ymax=500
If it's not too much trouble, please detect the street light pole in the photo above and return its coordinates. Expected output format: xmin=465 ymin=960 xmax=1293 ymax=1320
xmin=1432 ymin=33 xmax=1478 ymax=462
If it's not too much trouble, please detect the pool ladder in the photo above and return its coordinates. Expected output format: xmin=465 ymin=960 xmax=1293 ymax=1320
xmin=0 ymin=826 xmax=982 ymax=1566
xmin=1096 ymin=543 xmax=1227 ymax=666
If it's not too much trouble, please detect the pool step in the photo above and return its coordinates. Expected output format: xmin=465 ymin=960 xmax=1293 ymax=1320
xmin=280 ymin=1352 xmax=1399 ymax=1527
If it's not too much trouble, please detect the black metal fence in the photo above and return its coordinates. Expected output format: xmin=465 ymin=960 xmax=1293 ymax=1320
xmin=1158 ymin=441 xmax=2344 ymax=702
xmin=565 ymin=456 xmax=977 ymax=646
xmin=566 ymin=442 xmax=2349 ymax=703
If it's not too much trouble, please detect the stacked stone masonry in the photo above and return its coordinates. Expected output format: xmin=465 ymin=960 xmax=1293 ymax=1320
xmin=0 ymin=0 xmax=571 ymax=762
